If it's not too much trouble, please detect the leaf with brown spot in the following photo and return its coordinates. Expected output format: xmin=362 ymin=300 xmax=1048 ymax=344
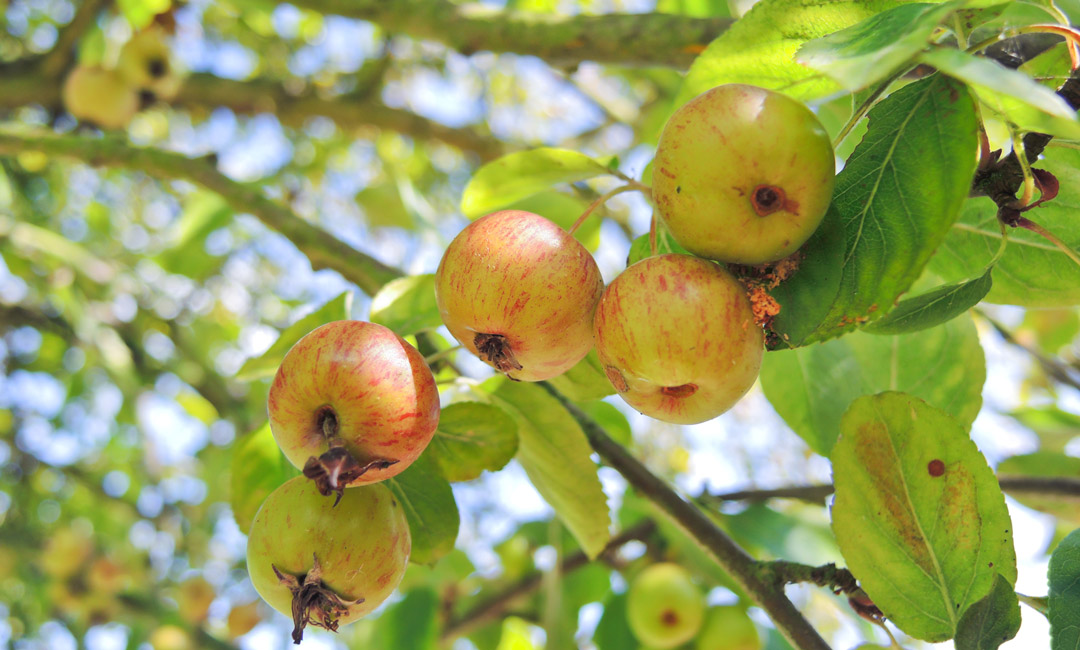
xmin=831 ymin=392 xmax=1016 ymax=642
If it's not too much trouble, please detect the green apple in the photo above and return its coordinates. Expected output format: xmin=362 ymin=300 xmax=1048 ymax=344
xmin=652 ymin=84 xmax=835 ymax=264
xmin=267 ymin=320 xmax=440 ymax=500
xmin=435 ymin=209 xmax=604 ymax=381
xmin=695 ymin=606 xmax=761 ymax=650
xmin=246 ymin=476 xmax=410 ymax=643
xmin=62 ymin=65 xmax=139 ymax=129
xmin=117 ymin=26 xmax=182 ymax=101
xmin=594 ymin=254 xmax=763 ymax=424
xmin=627 ymin=562 xmax=706 ymax=649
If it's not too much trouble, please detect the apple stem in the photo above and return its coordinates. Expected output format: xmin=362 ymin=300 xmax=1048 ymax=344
xmin=648 ymin=212 xmax=658 ymax=256
xmin=273 ymin=554 xmax=364 ymax=644
xmin=568 ymin=181 xmax=649 ymax=235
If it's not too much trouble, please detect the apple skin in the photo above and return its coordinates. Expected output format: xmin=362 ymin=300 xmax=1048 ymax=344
xmin=627 ymin=563 xmax=706 ymax=649
xmin=246 ymin=477 xmax=410 ymax=641
xmin=594 ymin=254 xmax=763 ymax=425
xmin=695 ymin=606 xmax=762 ymax=650
xmin=435 ymin=209 xmax=604 ymax=382
xmin=652 ymin=84 xmax=835 ymax=265
xmin=267 ymin=320 xmax=440 ymax=488
xmin=62 ymin=66 xmax=139 ymax=130
xmin=117 ymin=26 xmax=182 ymax=101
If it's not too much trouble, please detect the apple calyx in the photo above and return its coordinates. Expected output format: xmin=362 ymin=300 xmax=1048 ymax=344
xmin=751 ymin=185 xmax=787 ymax=217
xmin=301 ymin=407 xmax=398 ymax=504
xmin=273 ymin=554 xmax=363 ymax=645
xmin=660 ymin=383 xmax=697 ymax=398
xmin=474 ymin=332 xmax=523 ymax=375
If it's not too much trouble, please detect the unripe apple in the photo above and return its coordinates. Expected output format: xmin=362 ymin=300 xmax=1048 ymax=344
xmin=226 ymin=601 xmax=262 ymax=639
xmin=652 ymin=84 xmax=835 ymax=264
xmin=176 ymin=576 xmax=215 ymax=624
xmin=627 ymin=562 xmax=706 ymax=649
xmin=594 ymin=254 xmax=763 ymax=424
xmin=268 ymin=320 xmax=439 ymax=500
xmin=246 ymin=476 xmax=410 ymax=643
xmin=695 ymin=606 xmax=761 ymax=650
xmin=62 ymin=65 xmax=139 ymax=130
xmin=117 ymin=26 xmax=182 ymax=101
xmin=435 ymin=210 xmax=604 ymax=381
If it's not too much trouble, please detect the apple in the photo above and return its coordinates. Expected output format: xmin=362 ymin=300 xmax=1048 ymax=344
xmin=594 ymin=254 xmax=763 ymax=424
xmin=176 ymin=576 xmax=215 ymax=624
xmin=246 ymin=476 xmax=410 ymax=643
xmin=652 ymin=84 xmax=835 ymax=264
xmin=695 ymin=606 xmax=762 ymax=650
xmin=117 ymin=26 xmax=182 ymax=101
xmin=267 ymin=320 xmax=440 ymax=500
xmin=62 ymin=65 xmax=139 ymax=130
xmin=435 ymin=209 xmax=604 ymax=382
xmin=627 ymin=562 xmax=706 ymax=649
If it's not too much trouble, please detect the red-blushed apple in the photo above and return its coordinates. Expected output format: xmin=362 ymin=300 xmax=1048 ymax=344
xmin=652 ymin=84 xmax=835 ymax=264
xmin=435 ymin=210 xmax=604 ymax=382
xmin=627 ymin=562 xmax=706 ymax=649
xmin=594 ymin=254 xmax=763 ymax=424
xmin=246 ymin=476 xmax=410 ymax=644
xmin=267 ymin=320 xmax=439 ymax=500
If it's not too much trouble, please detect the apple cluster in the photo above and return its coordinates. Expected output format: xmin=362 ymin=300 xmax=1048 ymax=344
xmin=62 ymin=25 xmax=182 ymax=130
xmin=246 ymin=320 xmax=441 ymax=643
xmin=437 ymin=83 xmax=835 ymax=425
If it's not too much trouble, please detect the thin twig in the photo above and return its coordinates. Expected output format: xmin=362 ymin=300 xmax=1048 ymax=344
xmin=539 ymin=382 xmax=833 ymax=650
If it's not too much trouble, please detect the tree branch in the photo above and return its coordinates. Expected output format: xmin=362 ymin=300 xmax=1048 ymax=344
xmin=440 ymin=519 xmax=657 ymax=641
xmin=704 ymin=476 xmax=1080 ymax=505
xmin=39 ymin=0 xmax=112 ymax=78
xmin=0 ymin=132 xmax=402 ymax=296
xmin=0 ymin=71 xmax=505 ymax=160
xmin=289 ymin=0 xmax=730 ymax=68
xmin=538 ymin=382 xmax=833 ymax=650
xmin=977 ymin=310 xmax=1080 ymax=393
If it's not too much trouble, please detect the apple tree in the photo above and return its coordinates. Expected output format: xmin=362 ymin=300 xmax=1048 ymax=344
xmin=1 ymin=1 xmax=1079 ymax=649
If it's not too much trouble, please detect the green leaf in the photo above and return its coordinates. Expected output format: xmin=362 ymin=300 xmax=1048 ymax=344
xmin=427 ymin=402 xmax=519 ymax=483
xmin=356 ymin=182 xmax=415 ymax=231
xmin=769 ymin=75 xmax=978 ymax=347
xmin=156 ymin=192 xmax=232 ymax=280
xmin=926 ymin=148 xmax=1080 ymax=307
xmin=487 ymin=379 xmax=612 ymax=558
xmin=998 ymin=452 xmax=1080 ymax=524
xmin=861 ymin=269 xmax=992 ymax=335
xmin=369 ymin=275 xmax=441 ymax=336
xmin=678 ymin=0 xmax=916 ymax=105
xmin=229 ymin=423 xmax=299 ymax=533
xmin=234 ymin=291 xmax=352 ymax=381
xmin=920 ymin=48 xmax=1080 ymax=140
xmin=545 ymin=350 xmax=615 ymax=402
xmin=831 ymin=392 xmax=1016 ymax=642
xmin=504 ymin=190 xmax=601 ymax=251
xmin=797 ymin=2 xmax=958 ymax=92
xmin=372 ymin=588 xmax=438 ymax=650
xmin=1050 ymin=528 xmax=1080 ymax=650
xmin=1007 ymin=407 xmax=1080 ymax=453
xmin=594 ymin=592 xmax=636 ymax=650
xmin=626 ymin=227 xmax=690 ymax=266
xmin=384 ymin=453 xmax=460 ymax=566
xmin=954 ymin=573 xmax=1021 ymax=650
xmin=762 ymin=314 xmax=984 ymax=455
xmin=577 ymin=401 xmax=632 ymax=447
xmin=460 ymin=148 xmax=613 ymax=219
xmin=117 ymin=0 xmax=171 ymax=29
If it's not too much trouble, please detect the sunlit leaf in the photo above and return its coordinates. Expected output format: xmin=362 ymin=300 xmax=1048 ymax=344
xmin=370 ymin=275 xmax=441 ymax=336
xmin=832 ymin=392 xmax=1016 ymax=642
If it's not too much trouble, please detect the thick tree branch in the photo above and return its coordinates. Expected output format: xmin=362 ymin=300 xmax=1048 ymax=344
xmin=441 ymin=519 xmax=657 ymax=641
xmin=290 ymin=0 xmax=729 ymax=68
xmin=538 ymin=382 xmax=833 ymax=650
xmin=0 ymin=72 xmax=505 ymax=159
xmin=0 ymin=132 xmax=402 ymax=296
